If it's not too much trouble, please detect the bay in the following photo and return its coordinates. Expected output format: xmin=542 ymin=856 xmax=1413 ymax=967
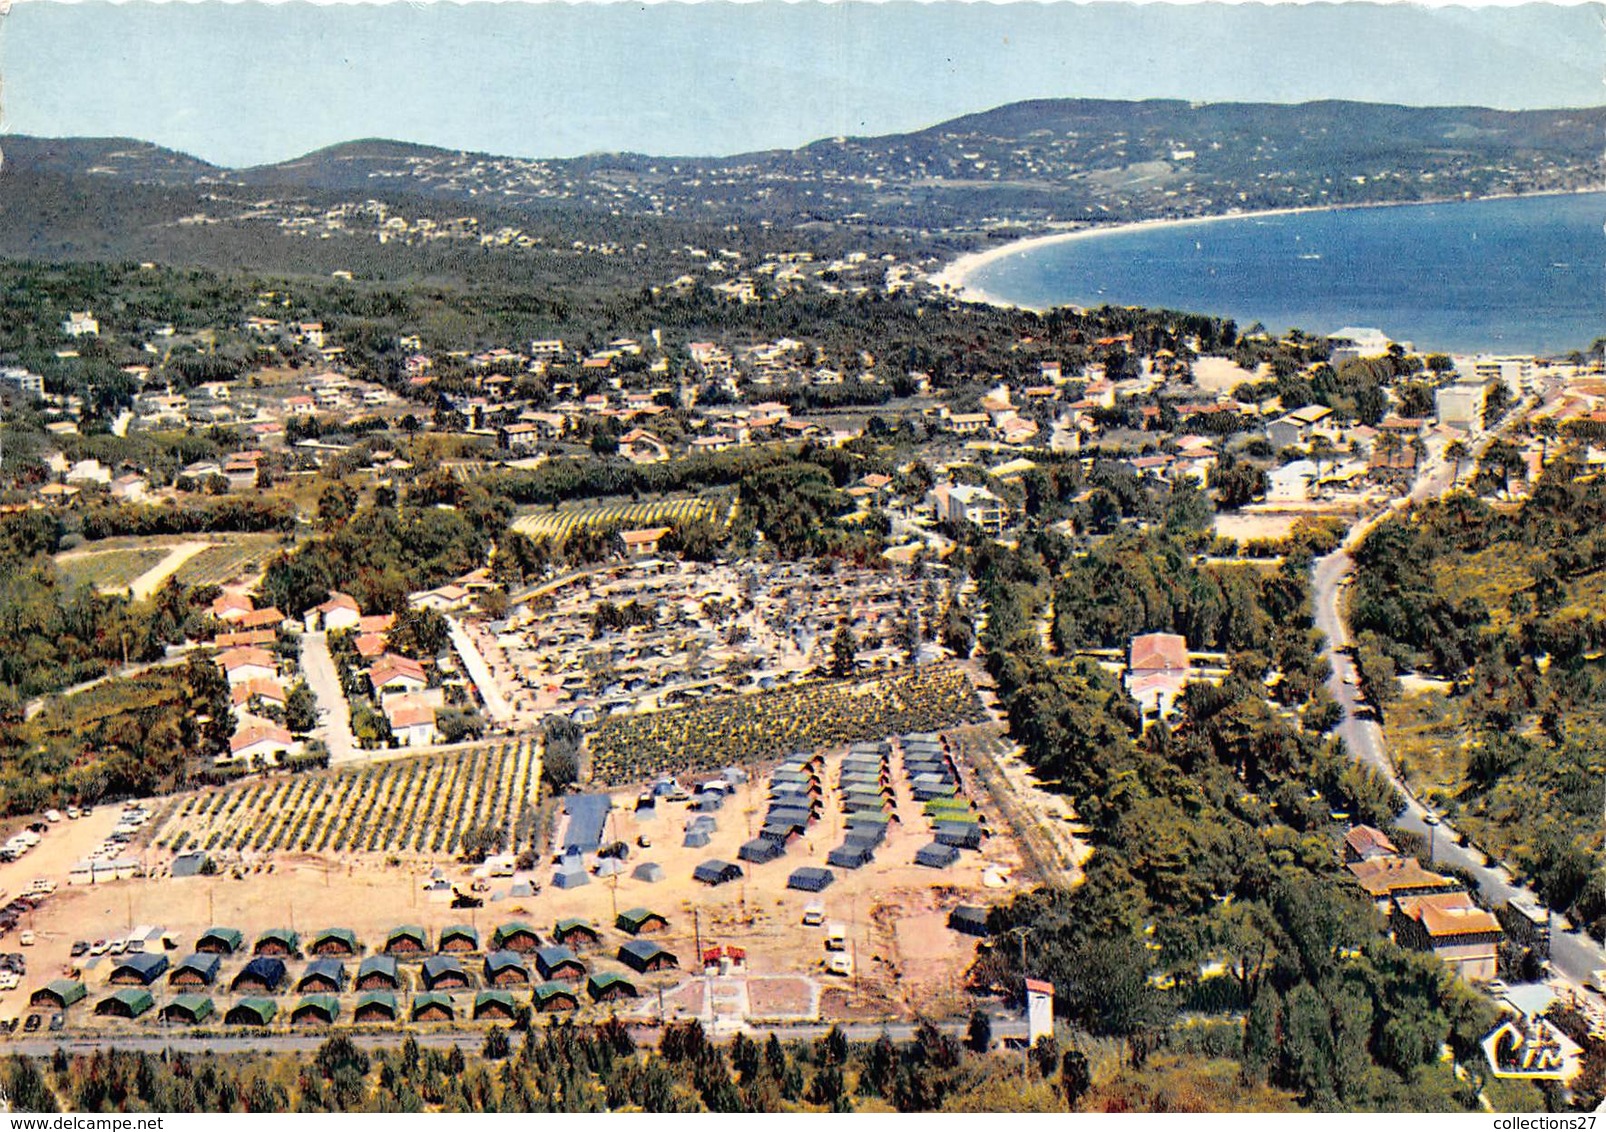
xmin=962 ymin=191 xmax=1606 ymax=356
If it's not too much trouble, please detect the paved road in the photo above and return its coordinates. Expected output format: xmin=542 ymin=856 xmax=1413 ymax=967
xmin=447 ymin=616 xmax=514 ymax=726
xmin=300 ymin=631 xmax=356 ymax=764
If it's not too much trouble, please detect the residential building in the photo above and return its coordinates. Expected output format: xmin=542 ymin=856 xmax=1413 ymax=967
xmin=620 ymin=527 xmax=672 ymax=558
xmin=1390 ymin=891 xmax=1502 ymax=981
xmin=61 ymin=311 xmax=99 ymax=338
xmin=1126 ymin=632 xmax=1192 ymax=719
xmin=1435 ymin=382 xmax=1486 ymax=430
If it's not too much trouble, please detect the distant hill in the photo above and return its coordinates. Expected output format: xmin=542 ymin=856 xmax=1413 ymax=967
xmin=1 ymin=98 xmax=1601 ymax=278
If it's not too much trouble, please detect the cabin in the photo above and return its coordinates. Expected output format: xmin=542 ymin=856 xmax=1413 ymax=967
xmin=309 ymin=927 xmax=360 ymax=958
xmin=410 ymin=992 xmax=455 ymax=1022
xmin=254 ymin=928 xmax=300 ymax=958
xmin=438 ymin=924 xmax=481 ymax=953
xmin=96 ymin=988 xmax=154 ymax=1019
xmin=587 ymin=972 xmax=638 ymax=1003
xmin=491 ymin=922 xmax=541 ymax=953
xmin=356 ymin=956 xmax=401 ymax=992
xmin=296 ymin=959 xmax=348 ymax=994
xmin=473 ymin=990 xmax=519 ymax=1021
xmin=483 ymin=950 xmax=532 ymax=987
xmin=534 ymin=981 xmax=580 ymax=1012
xmin=694 ymin=859 xmax=744 ymax=885
xmin=161 ymin=995 xmax=215 ymax=1024
xmin=291 ymin=995 xmax=341 ymax=1026
xmin=225 ymin=998 xmax=278 ymax=1026
xmin=109 ymin=952 xmax=169 ymax=986
xmin=196 ymin=927 xmax=245 ymax=954
xmin=231 ymin=957 xmax=287 ymax=994
xmin=384 ymin=925 xmax=429 ymax=956
xmin=354 ymin=992 xmax=399 ymax=1023
xmin=168 ymin=953 xmax=222 ymax=988
xmin=615 ymin=908 xmax=668 ymax=936
xmin=552 ymin=918 xmax=602 ymax=949
xmin=534 ymin=946 xmax=586 ymax=982
xmin=618 ymin=939 xmax=679 ymax=974
xmin=421 ymin=955 xmax=469 ymax=991
xmin=787 ymin=866 xmax=835 ymax=893
xmin=30 ymin=980 xmax=87 ymax=1010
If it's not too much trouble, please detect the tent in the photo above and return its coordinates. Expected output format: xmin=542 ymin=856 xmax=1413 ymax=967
xmin=631 ymin=861 xmax=665 ymax=883
xmin=553 ymin=866 xmax=591 ymax=889
xmin=916 ymin=842 xmax=961 ymax=869
xmin=693 ymin=860 xmax=744 ymax=885
xmin=225 ymin=998 xmax=277 ymax=1026
xmin=96 ymin=988 xmax=154 ymax=1019
xmin=595 ymin=858 xmax=626 ymax=878
xmin=354 ymin=992 xmax=399 ymax=1023
xmin=738 ymin=838 xmax=784 ymax=865
xmin=230 ymin=957 xmax=286 ymax=994
xmin=948 ymin=905 xmax=991 ymax=937
xmin=827 ymin=843 xmax=874 ymax=870
xmin=935 ymin=822 xmax=983 ymax=850
xmin=787 ymin=866 xmax=835 ymax=892
xmin=618 ymin=939 xmax=679 ymax=973
xmin=682 ymin=828 xmax=713 ymax=849
xmin=161 ymin=994 xmax=214 ymax=1024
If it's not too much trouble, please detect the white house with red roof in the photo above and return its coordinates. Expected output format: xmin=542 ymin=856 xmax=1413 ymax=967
xmin=1125 ymin=632 xmax=1192 ymax=720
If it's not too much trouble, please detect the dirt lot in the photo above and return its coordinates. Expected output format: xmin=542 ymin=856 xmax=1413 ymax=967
xmin=3 ymin=735 xmax=1021 ymax=1031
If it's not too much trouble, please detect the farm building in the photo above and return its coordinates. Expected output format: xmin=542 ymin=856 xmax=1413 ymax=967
xmin=421 ymin=956 xmax=469 ymax=991
xmin=916 ymin=842 xmax=961 ymax=869
xmin=109 ymin=952 xmax=169 ymax=986
xmin=309 ymin=928 xmax=359 ymax=957
xmin=827 ymin=844 xmax=874 ymax=870
xmin=95 ymin=989 xmax=154 ymax=1019
xmin=196 ymin=927 xmax=245 ymax=954
xmin=618 ymin=939 xmax=679 ymax=973
xmin=696 ymin=860 xmax=745 ymax=885
xmin=297 ymin=959 xmax=348 ymax=994
xmin=354 ymin=992 xmax=399 ymax=1023
xmin=631 ymin=862 xmax=665 ymax=883
xmin=30 ymin=980 xmax=87 ymax=1010
xmin=225 ymin=998 xmax=278 ymax=1026
xmin=231 ymin=957 xmax=287 ymax=994
xmin=254 ymin=928 xmax=300 ymax=957
xmin=356 ymin=957 xmax=401 ymax=992
xmin=739 ymin=839 xmax=785 ymax=865
xmin=534 ymin=982 xmax=580 ymax=1012
xmin=682 ymin=827 xmax=713 ymax=849
xmin=161 ymin=995 xmax=214 ymax=1024
xmin=616 ymin=908 xmax=668 ymax=935
xmin=552 ymin=919 xmax=601 ymax=949
xmin=587 ymin=972 xmax=638 ymax=1003
xmin=788 ymin=867 xmax=835 ymax=892
xmin=474 ymin=990 xmax=519 ymax=1021
xmin=534 ymin=946 xmax=586 ymax=982
xmin=169 ymin=953 xmax=221 ymax=988
xmin=492 ymin=922 xmax=541 ymax=952
xmin=292 ymin=995 xmax=341 ymax=1026
xmin=438 ymin=924 xmax=480 ymax=953
xmin=562 ymin=794 xmax=612 ymax=855
xmin=948 ymin=906 xmax=991 ymax=937
xmin=384 ymin=925 xmax=429 ymax=956
xmin=484 ymin=950 xmax=532 ymax=987
xmin=410 ymin=992 xmax=455 ymax=1022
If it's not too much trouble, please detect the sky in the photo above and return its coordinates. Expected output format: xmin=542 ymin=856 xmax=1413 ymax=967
xmin=1 ymin=1 xmax=1602 ymax=167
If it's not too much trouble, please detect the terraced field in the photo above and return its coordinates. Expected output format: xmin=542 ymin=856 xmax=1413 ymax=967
xmin=153 ymin=737 xmax=541 ymax=858
xmin=511 ymin=496 xmax=721 ymax=541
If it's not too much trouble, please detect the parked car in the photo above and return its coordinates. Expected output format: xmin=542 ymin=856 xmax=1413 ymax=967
xmin=23 ymin=1014 xmax=40 ymax=1032
xmin=18 ymin=931 xmax=34 ymax=947
xmin=48 ymin=1013 xmax=63 ymax=1032
xmin=70 ymin=941 xmax=87 ymax=958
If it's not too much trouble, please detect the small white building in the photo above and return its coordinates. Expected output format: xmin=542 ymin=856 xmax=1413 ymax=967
xmin=1435 ymin=382 xmax=1486 ymax=430
xmin=61 ymin=311 xmax=100 ymax=338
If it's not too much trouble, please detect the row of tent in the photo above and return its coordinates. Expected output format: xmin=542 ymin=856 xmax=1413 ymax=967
xmin=902 ymin=733 xmax=979 ymax=869
xmin=183 ymin=921 xmax=588 ymax=958
xmin=120 ymin=947 xmax=597 ymax=994
xmin=828 ymin=741 xmax=896 ymax=871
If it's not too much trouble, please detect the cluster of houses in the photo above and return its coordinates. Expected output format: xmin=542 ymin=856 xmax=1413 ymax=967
xmin=209 ymin=591 xmax=304 ymax=769
xmin=35 ymin=915 xmax=686 ymax=1029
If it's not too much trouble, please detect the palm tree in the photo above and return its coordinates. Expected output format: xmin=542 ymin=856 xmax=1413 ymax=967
xmin=1444 ymin=439 xmax=1469 ymax=486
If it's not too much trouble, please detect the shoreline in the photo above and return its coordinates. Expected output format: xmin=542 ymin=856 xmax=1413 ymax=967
xmin=927 ymin=185 xmax=1606 ymax=311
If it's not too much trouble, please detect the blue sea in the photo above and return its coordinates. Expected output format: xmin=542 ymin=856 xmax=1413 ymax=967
xmin=964 ymin=192 xmax=1606 ymax=356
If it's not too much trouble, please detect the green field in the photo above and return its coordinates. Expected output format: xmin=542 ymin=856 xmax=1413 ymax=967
xmin=55 ymin=548 xmax=169 ymax=593
xmin=172 ymin=535 xmax=289 ymax=588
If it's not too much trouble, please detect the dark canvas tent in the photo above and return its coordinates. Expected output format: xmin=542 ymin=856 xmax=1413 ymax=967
xmin=694 ymin=859 xmax=744 ymax=885
xmin=421 ymin=955 xmax=469 ymax=990
xmin=948 ymin=905 xmax=991 ymax=937
xmin=552 ymin=918 xmax=601 ymax=947
xmin=616 ymin=908 xmax=668 ymax=935
xmin=296 ymin=958 xmax=348 ymax=994
xmin=168 ymin=953 xmax=221 ymax=987
xmin=631 ymin=861 xmax=665 ymax=883
xmin=787 ymin=866 xmax=835 ymax=892
xmin=230 ymin=957 xmax=286 ymax=993
xmin=356 ymin=956 xmax=401 ymax=991
xmin=827 ymin=843 xmax=874 ymax=869
xmin=553 ymin=865 xmax=590 ymax=889
xmin=738 ymin=838 xmax=785 ymax=864
xmin=682 ymin=827 xmax=713 ymax=849
xmin=916 ymin=842 xmax=961 ymax=868
xmin=617 ymin=939 xmax=678 ymax=973
xmin=109 ymin=952 xmax=168 ymax=986
xmin=935 ymin=822 xmax=983 ymax=849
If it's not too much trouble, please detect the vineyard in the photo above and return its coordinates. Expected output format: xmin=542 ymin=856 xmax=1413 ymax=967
xmin=55 ymin=534 xmax=289 ymax=593
xmin=587 ymin=664 xmax=988 ymax=785
xmin=152 ymin=738 xmax=541 ymax=858
xmin=55 ymin=548 xmax=169 ymax=593
xmin=172 ymin=535 xmax=289 ymax=589
xmin=510 ymin=496 xmax=721 ymax=542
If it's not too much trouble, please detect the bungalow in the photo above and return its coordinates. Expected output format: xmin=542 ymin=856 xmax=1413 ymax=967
xmin=196 ymin=927 xmax=244 ymax=954
xmin=161 ymin=995 xmax=215 ymax=1024
xmin=253 ymin=928 xmax=300 ymax=958
xmin=618 ymin=939 xmax=678 ymax=974
xmin=217 ymin=646 xmax=276 ymax=686
xmin=231 ymin=679 xmax=288 ymax=711
xmin=109 ymin=952 xmax=169 ymax=986
xmin=168 ymin=953 xmax=222 ymax=988
xmin=492 ymin=921 xmax=542 ymax=953
xmin=237 ymin=607 xmax=287 ymax=632
xmin=620 ymin=527 xmax=672 ymax=558
xmin=1391 ymin=892 xmax=1502 ymax=981
xmin=369 ymin=654 xmax=428 ymax=696
xmin=211 ymin=592 xmax=255 ymax=622
xmin=225 ymin=998 xmax=278 ymax=1026
xmin=438 ymin=924 xmax=480 ymax=953
xmin=421 ymin=955 xmax=469 ymax=991
xmin=231 ymin=957 xmax=287 ymax=994
xmin=216 ymin=629 xmax=279 ymax=649
xmin=312 ymin=591 xmax=362 ymax=632
xmin=473 ymin=989 xmax=520 ymax=1021
xmin=384 ymin=925 xmax=429 ymax=956
xmin=292 ymin=995 xmax=341 ymax=1026
xmin=356 ymin=956 xmax=402 ymax=992
xmin=534 ymin=946 xmax=586 ymax=982
xmin=30 ymin=980 xmax=87 ymax=1010
xmin=409 ymin=584 xmax=469 ymax=613
xmin=551 ymin=918 xmax=601 ymax=949
xmin=96 ymin=989 xmax=155 ymax=1019
xmin=587 ymin=972 xmax=639 ymax=1003
xmin=410 ymin=992 xmax=455 ymax=1022
xmin=296 ymin=959 xmax=348 ymax=994
xmin=1126 ymin=632 xmax=1192 ymax=720
xmin=1347 ymin=857 xmax=1462 ymax=907
xmin=1343 ymin=825 xmax=1400 ymax=864
xmin=615 ymin=908 xmax=668 ymax=936
xmin=385 ymin=696 xmax=439 ymax=747
xmin=224 ymin=721 xmax=297 ymax=768
xmin=354 ymin=632 xmax=387 ymax=661
xmin=354 ymin=991 xmax=399 ymax=1023
xmin=619 ymin=428 xmax=669 ymax=465
xmin=483 ymin=950 xmax=532 ymax=987
xmin=533 ymin=981 xmax=581 ymax=1012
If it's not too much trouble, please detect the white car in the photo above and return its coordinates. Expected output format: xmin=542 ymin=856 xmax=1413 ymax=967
xmin=0 ymin=973 xmax=20 ymax=991
xmin=19 ymin=931 xmax=35 ymax=947
xmin=826 ymin=953 xmax=854 ymax=977
xmin=43 ymin=811 xmax=61 ymax=824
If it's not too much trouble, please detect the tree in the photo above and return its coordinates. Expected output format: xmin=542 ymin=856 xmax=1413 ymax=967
xmin=285 ymin=682 xmax=318 ymax=734
xmin=317 ymin=482 xmax=358 ymax=528
xmin=830 ymin=623 xmax=858 ymax=679
xmin=1061 ymin=1048 xmax=1092 ymax=1108
xmin=1444 ymin=439 xmax=1469 ymax=486
xmin=482 ymin=1026 xmax=511 ymax=1060
xmin=965 ymin=1008 xmax=994 ymax=1053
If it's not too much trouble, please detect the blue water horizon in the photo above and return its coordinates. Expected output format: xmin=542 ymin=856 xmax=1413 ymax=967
xmin=964 ymin=191 xmax=1606 ymax=357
